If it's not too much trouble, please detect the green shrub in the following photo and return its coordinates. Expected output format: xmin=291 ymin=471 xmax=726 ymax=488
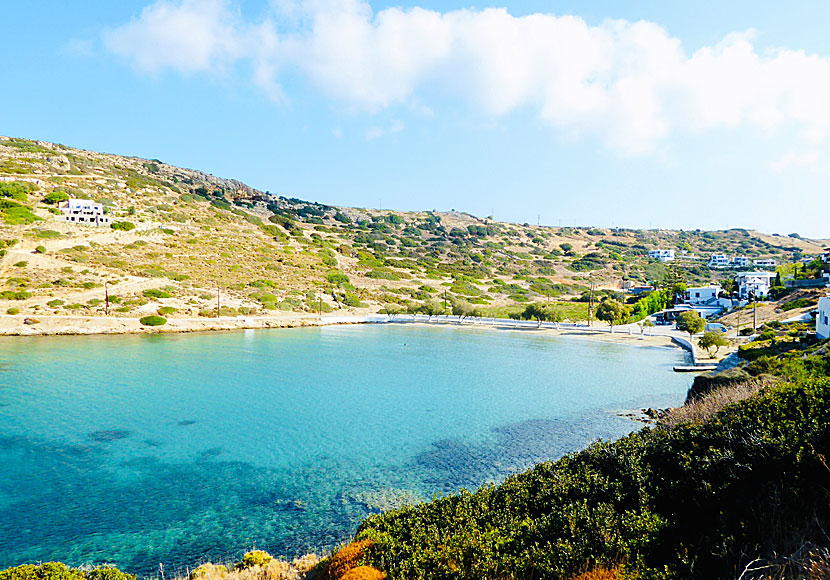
xmin=0 ymin=290 xmax=31 ymax=300
xmin=6 ymin=307 xmax=20 ymax=315
xmin=781 ymin=297 xmax=813 ymax=311
xmin=158 ymin=306 xmax=177 ymax=316
xmin=143 ymin=288 xmax=172 ymax=299
xmin=0 ymin=181 xmax=36 ymax=201
xmin=235 ymin=550 xmax=273 ymax=570
xmin=43 ymin=191 xmax=70 ymax=205
xmin=111 ymin=221 xmax=136 ymax=231
xmin=139 ymin=315 xmax=167 ymax=326
xmin=327 ymin=270 xmax=351 ymax=286
xmin=0 ymin=200 xmax=39 ymax=225
xmin=35 ymin=245 xmax=46 ymax=254
xmin=0 ymin=563 xmax=134 ymax=580
xmin=47 ymin=299 xmax=64 ymax=308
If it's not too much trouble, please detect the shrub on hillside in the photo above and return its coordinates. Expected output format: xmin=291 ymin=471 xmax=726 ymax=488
xmin=111 ymin=221 xmax=135 ymax=231
xmin=42 ymin=191 xmax=69 ymax=205
xmin=139 ymin=315 xmax=166 ymax=326
xmin=235 ymin=550 xmax=273 ymax=570
xmin=143 ymin=288 xmax=172 ymax=299
xmin=0 ymin=563 xmax=134 ymax=580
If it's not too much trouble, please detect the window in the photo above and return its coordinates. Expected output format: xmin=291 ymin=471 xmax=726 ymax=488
xmin=825 ymin=315 xmax=829 ymax=325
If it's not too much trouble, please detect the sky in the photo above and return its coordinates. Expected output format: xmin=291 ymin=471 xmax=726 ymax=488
xmin=2 ymin=1 xmax=830 ymax=237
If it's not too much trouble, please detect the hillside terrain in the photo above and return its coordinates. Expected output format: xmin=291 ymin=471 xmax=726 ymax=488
xmin=1 ymin=136 xmax=827 ymax=327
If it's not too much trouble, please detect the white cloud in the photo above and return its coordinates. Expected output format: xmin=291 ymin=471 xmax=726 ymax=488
xmin=102 ymin=0 xmax=245 ymax=74
xmin=769 ymin=151 xmax=825 ymax=173
xmin=366 ymin=119 xmax=405 ymax=140
xmin=103 ymin=0 xmax=830 ymax=154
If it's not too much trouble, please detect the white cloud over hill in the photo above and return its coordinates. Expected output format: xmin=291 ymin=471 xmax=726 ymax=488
xmin=103 ymin=0 xmax=830 ymax=155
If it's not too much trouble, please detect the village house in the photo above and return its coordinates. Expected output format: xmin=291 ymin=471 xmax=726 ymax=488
xmin=735 ymin=271 xmax=777 ymax=300
xmin=685 ymin=285 xmax=721 ymax=305
xmin=59 ymin=199 xmax=111 ymax=226
xmin=818 ymin=296 xmax=830 ymax=339
xmin=732 ymin=256 xmax=751 ymax=268
xmin=709 ymin=254 xmax=730 ymax=268
xmin=753 ymin=258 xmax=777 ymax=269
xmin=648 ymin=249 xmax=675 ymax=262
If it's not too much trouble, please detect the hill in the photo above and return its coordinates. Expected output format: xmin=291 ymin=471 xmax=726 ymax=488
xmin=0 ymin=136 xmax=827 ymax=327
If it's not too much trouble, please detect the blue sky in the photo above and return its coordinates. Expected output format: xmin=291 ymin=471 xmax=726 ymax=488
xmin=3 ymin=1 xmax=830 ymax=237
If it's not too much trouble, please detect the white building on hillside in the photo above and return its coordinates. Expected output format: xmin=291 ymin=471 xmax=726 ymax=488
xmin=735 ymin=271 xmax=777 ymax=300
xmin=685 ymin=286 xmax=720 ymax=305
xmin=709 ymin=254 xmax=730 ymax=268
xmin=818 ymin=296 xmax=830 ymax=339
xmin=648 ymin=249 xmax=675 ymax=262
xmin=59 ymin=199 xmax=111 ymax=226
xmin=732 ymin=256 xmax=750 ymax=268
xmin=754 ymin=258 xmax=777 ymax=269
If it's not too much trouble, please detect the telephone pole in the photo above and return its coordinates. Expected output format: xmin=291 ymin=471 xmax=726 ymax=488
xmin=104 ymin=282 xmax=109 ymax=316
xmin=216 ymin=284 xmax=220 ymax=318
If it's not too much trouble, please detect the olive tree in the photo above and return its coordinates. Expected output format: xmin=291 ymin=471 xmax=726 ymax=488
xmin=698 ymin=331 xmax=729 ymax=356
xmin=595 ymin=299 xmax=628 ymax=332
xmin=676 ymin=310 xmax=705 ymax=340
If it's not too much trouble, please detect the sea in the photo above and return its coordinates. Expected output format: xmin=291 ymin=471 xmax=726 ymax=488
xmin=0 ymin=324 xmax=692 ymax=575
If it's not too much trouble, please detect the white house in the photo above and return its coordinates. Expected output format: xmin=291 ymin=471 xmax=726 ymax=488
xmin=735 ymin=271 xmax=777 ymax=300
xmin=732 ymin=256 xmax=751 ymax=268
xmin=685 ymin=285 xmax=720 ymax=305
xmin=817 ymin=296 xmax=830 ymax=339
xmin=709 ymin=254 xmax=730 ymax=268
xmin=648 ymin=249 xmax=675 ymax=262
xmin=754 ymin=258 xmax=777 ymax=269
xmin=59 ymin=199 xmax=111 ymax=226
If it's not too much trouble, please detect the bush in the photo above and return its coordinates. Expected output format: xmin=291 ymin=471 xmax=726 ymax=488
xmin=143 ymin=288 xmax=172 ymax=299
xmin=327 ymin=270 xmax=351 ymax=286
xmin=234 ymin=550 xmax=273 ymax=570
xmin=158 ymin=306 xmax=177 ymax=316
xmin=111 ymin=221 xmax=136 ymax=231
xmin=42 ymin=191 xmax=70 ymax=205
xmin=6 ymin=307 xmax=19 ymax=315
xmin=35 ymin=245 xmax=46 ymax=254
xmin=781 ymin=297 xmax=813 ymax=311
xmin=139 ymin=315 xmax=167 ymax=326
xmin=0 ymin=181 xmax=36 ymax=201
xmin=0 ymin=563 xmax=135 ymax=580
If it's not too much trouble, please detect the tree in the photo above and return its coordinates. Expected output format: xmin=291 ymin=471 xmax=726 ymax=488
xmin=418 ymin=299 xmax=443 ymax=319
xmin=698 ymin=331 xmax=729 ymax=356
xmin=452 ymin=301 xmax=478 ymax=320
xmin=380 ymin=304 xmax=402 ymax=318
xmin=676 ymin=310 xmax=705 ymax=339
xmin=519 ymin=303 xmax=563 ymax=327
xmin=640 ymin=318 xmax=655 ymax=336
xmin=595 ymin=299 xmax=628 ymax=331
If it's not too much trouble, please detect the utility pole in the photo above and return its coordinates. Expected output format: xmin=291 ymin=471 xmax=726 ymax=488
xmin=216 ymin=284 xmax=220 ymax=318
xmin=443 ymin=289 xmax=448 ymax=315
xmin=104 ymin=282 xmax=109 ymax=316
xmin=318 ymin=295 xmax=322 ymax=315
xmin=753 ymin=294 xmax=757 ymax=334
xmin=588 ymin=280 xmax=594 ymax=328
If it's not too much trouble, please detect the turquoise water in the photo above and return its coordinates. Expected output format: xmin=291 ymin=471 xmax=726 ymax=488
xmin=0 ymin=325 xmax=691 ymax=575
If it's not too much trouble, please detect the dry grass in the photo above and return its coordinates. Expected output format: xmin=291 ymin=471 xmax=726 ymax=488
xmin=321 ymin=541 xmax=383 ymax=580
xmin=741 ymin=543 xmax=830 ymax=579
xmin=185 ymin=554 xmax=321 ymax=580
xmin=569 ymin=566 xmax=623 ymax=580
xmin=659 ymin=376 xmax=778 ymax=428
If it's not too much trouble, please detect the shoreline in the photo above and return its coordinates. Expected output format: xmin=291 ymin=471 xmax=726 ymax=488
xmin=0 ymin=311 xmax=708 ymax=361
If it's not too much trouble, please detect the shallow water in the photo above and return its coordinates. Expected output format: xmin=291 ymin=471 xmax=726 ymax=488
xmin=0 ymin=325 xmax=691 ymax=574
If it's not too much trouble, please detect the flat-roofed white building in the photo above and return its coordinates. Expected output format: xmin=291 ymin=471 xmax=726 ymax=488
xmin=732 ymin=256 xmax=750 ymax=268
xmin=754 ymin=258 xmax=777 ymax=269
xmin=648 ymin=249 xmax=675 ymax=262
xmin=709 ymin=254 xmax=730 ymax=268
xmin=60 ymin=199 xmax=111 ymax=226
xmin=685 ymin=285 xmax=720 ymax=305
xmin=818 ymin=296 xmax=830 ymax=339
xmin=735 ymin=271 xmax=777 ymax=300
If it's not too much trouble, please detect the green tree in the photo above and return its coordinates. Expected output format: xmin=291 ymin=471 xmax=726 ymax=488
xmin=676 ymin=310 xmax=705 ymax=339
xmin=452 ymin=301 xmax=478 ymax=320
xmin=519 ymin=303 xmax=563 ymax=327
xmin=698 ymin=331 xmax=729 ymax=356
xmin=595 ymin=298 xmax=628 ymax=331
xmin=419 ymin=299 xmax=443 ymax=319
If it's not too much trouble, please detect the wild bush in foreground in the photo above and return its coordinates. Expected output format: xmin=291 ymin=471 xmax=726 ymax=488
xmin=139 ymin=315 xmax=167 ymax=326
xmin=0 ymin=563 xmax=134 ymax=580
